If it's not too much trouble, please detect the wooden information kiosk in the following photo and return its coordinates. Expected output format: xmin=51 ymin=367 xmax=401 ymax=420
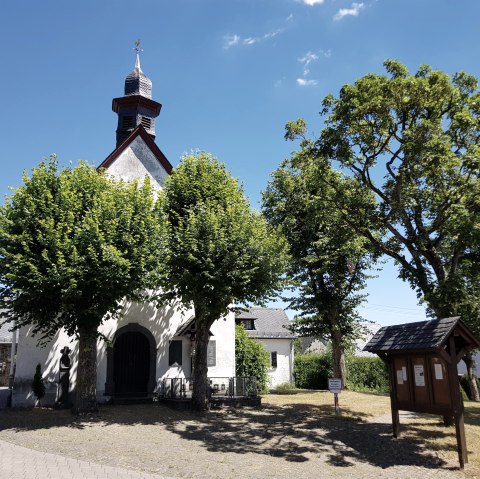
xmin=364 ymin=317 xmax=480 ymax=468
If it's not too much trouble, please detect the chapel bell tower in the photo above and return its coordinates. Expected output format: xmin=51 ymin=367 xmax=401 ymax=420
xmin=112 ymin=40 xmax=162 ymax=148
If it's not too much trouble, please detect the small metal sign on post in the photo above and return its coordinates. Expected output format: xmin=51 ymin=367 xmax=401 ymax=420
xmin=328 ymin=378 xmax=342 ymax=415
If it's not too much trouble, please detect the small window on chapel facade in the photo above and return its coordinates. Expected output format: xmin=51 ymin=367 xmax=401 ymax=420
xmin=169 ymin=340 xmax=182 ymax=366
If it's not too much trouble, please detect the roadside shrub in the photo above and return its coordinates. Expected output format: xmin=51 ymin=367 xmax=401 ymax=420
xmin=346 ymin=356 xmax=389 ymax=393
xmin=294 ymin=353 xmax=332 ymax=389
xmin=460 ymin=384 xmax=469 ymax=402
xmin=459 ymin=373 xmax=480 ymax=400
xmin=274 ymin=382 xmax=297 ymax=391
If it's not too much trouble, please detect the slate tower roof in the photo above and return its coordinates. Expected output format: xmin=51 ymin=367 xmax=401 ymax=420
xmin=112 ymin=41 xmax=162 ymax=148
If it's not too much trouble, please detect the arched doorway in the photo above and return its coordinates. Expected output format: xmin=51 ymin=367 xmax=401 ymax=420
xmin=114 ymin=331 xmax=149 ymax=396
xmin=105 ymin=324 xmax=157 ymax=398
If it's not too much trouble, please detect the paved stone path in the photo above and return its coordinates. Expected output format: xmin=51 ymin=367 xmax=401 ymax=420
xmin=0 ymin=439 xmax=177 ymax=479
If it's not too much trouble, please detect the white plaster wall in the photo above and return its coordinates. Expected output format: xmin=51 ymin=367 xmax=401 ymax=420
xmin=106 ymin=136 xmax=169 ymax=190
xmin=12 ymin=301 xmax=236 ymax=407
xmin=258 ymin=338 xmax=294 ymax=388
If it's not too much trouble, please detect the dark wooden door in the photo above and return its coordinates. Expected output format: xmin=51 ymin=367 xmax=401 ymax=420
xmin=113 ymin=331 xmax=150 ymax=397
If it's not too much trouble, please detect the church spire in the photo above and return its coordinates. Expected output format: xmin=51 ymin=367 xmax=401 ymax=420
xmin=112 ymin=41 xmax=162 ymax=148
xmin=134 ymin=39 xmax=142 ymax=72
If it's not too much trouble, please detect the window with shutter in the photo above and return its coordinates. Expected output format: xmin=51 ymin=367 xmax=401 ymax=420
xmin=169 ymin=340 xmax=182 ymax=366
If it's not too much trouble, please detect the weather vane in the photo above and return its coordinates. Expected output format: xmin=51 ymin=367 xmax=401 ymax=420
xmin=134 ymin=39 xmax=143 ymax=55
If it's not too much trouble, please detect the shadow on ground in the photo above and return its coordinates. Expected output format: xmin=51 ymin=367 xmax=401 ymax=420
xmin=0 ymin=402 xmax=460 ymax=471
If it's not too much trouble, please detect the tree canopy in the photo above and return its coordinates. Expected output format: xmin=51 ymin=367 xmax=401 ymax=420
xmin=0 ymin=157 xmax=164 ymax=412
xmin=161 ymin=152 xmax=288 ymax=409
xmin=311 ymin=60 xmax=480 ymax=397
xmin=263 ymin=136 xmax=377 ymax=385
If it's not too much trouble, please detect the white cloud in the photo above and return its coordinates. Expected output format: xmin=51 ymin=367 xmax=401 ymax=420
xmin=297 ymin=78 xmax=318 ymax=86
xmin=299 ymin=0 xmax=325 ymax=5
xmin=286 ymin=13 xmax=294 ymax=21
xmin=224 ymin=28 xmax=283 ymax=49
xmin=321 ymin=48 xmax=332 ymax=58
xmin=264 ymin=29 xmax=282 ymax=40
xmin=334 ymin=2 xmax=365 ymax=21
xmin=224 ymin=35 xmax=240 ymax=49
xmin=299 ymin=52 xmax=319 ymax=66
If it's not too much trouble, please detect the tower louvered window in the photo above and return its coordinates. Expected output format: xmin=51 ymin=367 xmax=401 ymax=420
xmin=122 ymin=116 xmax=134 ymax=129
xmin=141 ymin=116 xmax=152 ymax=129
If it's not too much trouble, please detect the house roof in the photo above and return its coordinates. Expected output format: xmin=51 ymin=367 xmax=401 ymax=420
xmin=363 ymin=316 xmax=480 ymax=354
xmin=98 ymin=125 xmax=173 ymax=175
xmin=236 ymin=308 xmax=296 ymax=339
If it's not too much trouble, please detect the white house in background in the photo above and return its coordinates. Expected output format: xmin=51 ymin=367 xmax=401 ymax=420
xmin=236 ymin=308 xmax=296 ymax=388
xmin=11 ymin=49 xmax=235 ymax=407
xmin=354 ymin=323 xmax=383 ymax=357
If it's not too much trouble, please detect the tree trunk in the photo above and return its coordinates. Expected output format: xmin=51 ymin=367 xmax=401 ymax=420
xmin=463 ymin=351 xmax=480 ymax=402
xmin=73 ymin=327 xmax=99 ymax=414
xmin=331 ymin=330 xmax=347 ymax=390
xmin=191 ymin=316 xmax=211 ymax=411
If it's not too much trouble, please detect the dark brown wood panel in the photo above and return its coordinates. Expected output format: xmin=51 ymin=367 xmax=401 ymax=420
xmin=430 ymin=356 xmax=451 ymax=407
xmin=411 ymin=356 xmax=429 ymax=405
xmin=393 ymin=357 xmax=410 ymax=402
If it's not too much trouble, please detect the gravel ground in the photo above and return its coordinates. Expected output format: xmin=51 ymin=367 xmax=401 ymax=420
xmin=0 ymin=400 xmax=475 ymax=479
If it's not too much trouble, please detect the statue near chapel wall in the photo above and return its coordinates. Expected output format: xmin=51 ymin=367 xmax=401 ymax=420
xmin=55 ymin=346 xmax=71 ymax=408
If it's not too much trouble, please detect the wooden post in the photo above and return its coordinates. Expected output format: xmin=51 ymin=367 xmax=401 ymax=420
xmin=448 ymin=336 xmax=467 ymax=468
xmin=387 ymin=357 xmax=401 ymax=437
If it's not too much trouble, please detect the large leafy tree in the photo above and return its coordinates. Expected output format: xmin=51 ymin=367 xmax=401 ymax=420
xmin=161 ymin=152 xmax=288 ymax=410
xmin=0 ymin=157 xmax=164 ymax=412
xmin=263 ymin=133 xmax=378 ymax=387
xmin=315 ymin=60 xmax=480 ymax=398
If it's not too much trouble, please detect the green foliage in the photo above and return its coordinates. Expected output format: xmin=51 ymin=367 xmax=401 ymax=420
xmin=161 ymin=152 xmax=289 ymax=409
xmin=235 ymin=325 xmax=270 ymax=393
xmin=316 ymin=60 xmax=480 ymax=331
xmin=0 ymin=156 xmax=165 ymax=341
xmin=294 ymin=353 xmax=388 ymax=393
xmin=263 ymin=137 xmax=378 ymax=382
xmin=0 ymin=157 xmax=165 ymax=412
xmin=346 ymin=356 xmax=389 ymax=393
xmin=460 ymin=373 xmax=480 ymax=400
xmin=32 ymin=363 xmax=45 ymax=403
xmin=162 ymin=152 xmax=289 ymax=318
xmin=294 ymin=353 xmax=332 ymax=389
xmin=274 ymin=382 xmax=297 ymax=391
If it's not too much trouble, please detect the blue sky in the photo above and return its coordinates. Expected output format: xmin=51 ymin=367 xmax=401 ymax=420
xmin=1 ymin=0 xmax=479 ymax=326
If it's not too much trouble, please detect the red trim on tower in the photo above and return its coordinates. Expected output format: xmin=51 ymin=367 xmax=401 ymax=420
xmin=98 ymin=125 xmax=173 ymax=174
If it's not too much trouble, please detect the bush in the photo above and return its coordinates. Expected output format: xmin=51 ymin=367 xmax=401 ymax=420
xmin=346 ymin=356 xmax=389 ymax=393
xmin=294 ymin=353 xmax=389 ymax=393
xmin=235 ymin=325 xmax=270 ymax=393
xmin=294 ymin=353 xmax=332 ymax=389
xmin=459 ymin=373 xmax=480 ymax=400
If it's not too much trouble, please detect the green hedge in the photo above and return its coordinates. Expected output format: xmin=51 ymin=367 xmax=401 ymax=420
xmin=459 ymin=373 xmax=480 ymax=401
xmin=294 ymin=354 xmax=332 ymax=389
xmin=346 ymin=356 xmax=389 ymax=393
xmin=294 ymin=353 xmax=389 ymax=393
